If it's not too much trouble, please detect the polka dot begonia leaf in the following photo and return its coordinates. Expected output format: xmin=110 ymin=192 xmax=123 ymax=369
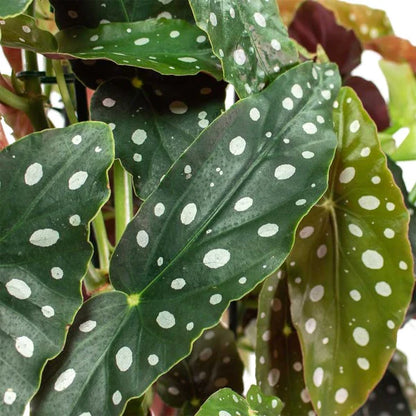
xmin=157 ymin=324 xmax=244 ymax=411
xmin=189 ymin=0 xmax=298 ymax=98
xmin=50 ymin=0 xmax=195 ymax=30
xmin=256 ymin=271 xmax=315 ymax=415
xmin=195 ymin=385 xmax=284 ymax=416
xmin=0 ymin=122 xmax=113 ymax=415
xmin=90 ymin=72 xmax=226 ymax=199
xmin=287 ymin=87 xmax=414 ymax=415
xmin=55 ymin=19 xmax=222 ymax=80
xmin=0 ymin=0 xmax=32 ymax=19
xmin=30 ymin=61 xmax=340 ymax=415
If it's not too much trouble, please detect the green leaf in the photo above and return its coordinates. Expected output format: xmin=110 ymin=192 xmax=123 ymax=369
xmin=189 ymin=0 xmax=298 ymax=98
xmin=0 ymin=0 xmax=32 ymax=19
xmin=55 ymin=19 xmax=222 ymax=79
xmin=195 ymin=385 xmax=284 ymax=416
xmin=287 ymin=87 xmax=414 ymax=415
xmin=90 ymin=72 xmax=226 ymax=199
xmin=380 ymin=60 xmax=416 ymax=161
xmin=31 ymin=61 xmax=340 ymax=415
xmin=50 ymin=0 xmax=194 ymax=29
xmin=0 ymin=14 xmax=57 ymax=52
xmin=0 ymin=122 xmax=114 ymax=415
xmin=256 ymin=271 xmax=314 ymax=415
xmin=157 ymin=324 xmax=244 ymax=411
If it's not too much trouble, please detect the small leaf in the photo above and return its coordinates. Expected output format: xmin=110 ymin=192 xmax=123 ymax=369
xmin=0 ymin=0 xmax=32 ymax=19
xmin=0 ymin=122 xmax=114 ymax=415
xmin=157 ymin=324 xmax=244 ymax=411
xmin=256 ymin=271 xmax=314 ymax=415
xmin=31 ymin=62 xmax=340 ymax=415
xmin=195 ymin=386 xmax=283 ymax=416
xmin=90 ymin=72 xmax=226 ymax=199
xmin=288 ymin=87 xmax=414 ymax=414
xmin=189 ymin=0 xmax=298 ymax=97
xmin=55 ymin=19 xmax=222 ymax=79
xmin=289 ymin=1 xmax=362 ymax=76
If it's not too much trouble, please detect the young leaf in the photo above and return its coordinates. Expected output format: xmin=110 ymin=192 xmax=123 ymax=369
xmin=0 ymin=122 xmax=114 ymax=415
xmin=0 ymin=0 xmax=32 ymax=19
xmin=157 ymin=324 xmax=244 ymax=411
xmin=55 ymin=19 xmax=222 ymax=79
xmin=195 ymin=385 xmax=283 ymax=416
xmin=288 ymin=87 xmax=414 ymax=415
xmin=31 ymin=61 xmax=340 ymax=415
xmin=90 ymin=72 xmax=226 ymax=199
xmin=189 ymin=0 xmax=298 ymax=97
xmin=256 ymin=271 xmax=314 ymax=415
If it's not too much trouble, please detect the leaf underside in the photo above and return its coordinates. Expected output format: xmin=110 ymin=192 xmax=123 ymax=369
xmin=288 ymin=87 xmax=414 ymax=415
xmin=31 ymin=61 xmax=340 ymax=416
xmin=0 ymin=122 xmax=114 ymax=415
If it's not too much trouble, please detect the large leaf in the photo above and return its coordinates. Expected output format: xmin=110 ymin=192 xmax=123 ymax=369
xmin=256 ymin=271 xmax=314 ymax=415
xmin=195 ymin=385 xmax=284 ymax=416
xmin=31 ymin=61 xmax=341 ymax=415
xmin=0 ymin=0 xmax=32 ymax=19
xmin=288 ymin=87 xmax=414 ymax=415
xmin=90 ymin=72 xmax=226 ymax=199
xmin=157 ymin=324 xmax=244 ymax=412
xmin=380 ymin=60 xmax=416 ymax=161
xmin=189 ymin=0 xmax=298 ymax=98
xmin=0 ymin=122 xmax=113 ymax=415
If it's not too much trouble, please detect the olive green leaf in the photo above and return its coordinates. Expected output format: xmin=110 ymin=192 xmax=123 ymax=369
xmin=288 ymin=87 xmax=414 ymax=415
xmin=90 ymin=72 xmax=226 ymax=199
xmin=256 ymin=271 xmax=314 ymax=415
xmin=31 ymin=62 xmax=340 ymax=415
xmin=0 ymin=122 xmax=114 ymax=415
xmin=189 ymin=0 xmax=298 ymax=97
xmin=0 ymin=0 xmax=32 ymax=19
xmin=157 ymin=324 xmax=244 ymax=412
xmin=195 ymin=385 xmax=284 ymax=416
xmin=380 ymin=60 xmax=416 ymax=161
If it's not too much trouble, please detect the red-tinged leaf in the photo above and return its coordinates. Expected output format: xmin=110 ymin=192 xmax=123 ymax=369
xmin=1 ymin=46 xmax=22 ymax=72
xmin=288 ymin=1 xmax=362 ymax=76
xmin=344 ymin=76 xmax=390 ymax=131
xmin=0 ymin=121 xmax=9 ymax=149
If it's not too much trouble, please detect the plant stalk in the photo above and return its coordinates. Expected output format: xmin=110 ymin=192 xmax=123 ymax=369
xmin=92 ymin=211 xmax=111 ymax=272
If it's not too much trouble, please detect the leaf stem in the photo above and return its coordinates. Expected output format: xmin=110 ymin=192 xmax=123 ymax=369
xmin=92 ymin=211 xmax=111 ymax=272
xmin=113 ymin=160 xmax=133 ymax=243
xmin=85 ymin=262 xmax=108 ymax=292
xmin=0 ymin=84 xmax=30 ymax=112
xmin=52 ymin=59 xmax=78 ymax=125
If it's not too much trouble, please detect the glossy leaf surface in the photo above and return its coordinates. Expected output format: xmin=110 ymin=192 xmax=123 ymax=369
xmin=55 ymin=19 xmax=222 ymax=79
xmin=189 ymin=0 xmax=298 ymax=97
xmin=256 ymin=271 xmax=314 ymax=415
xmin=157 ymin=324 xmax=244 ymax=411
xmin=32 ymin=62 xmax=340 ymax=415
xmin=0 ymin=122 xmax=114 ymax=415
xmin=195 ymin=385 xmax=283 ymax=416
xmin=0 ymin=0 xmax=32 ymax=18
xmin=90 ymin=73 xmax=226 ymax=199
xmin=288 ymin=87 xmax=414 ymax=415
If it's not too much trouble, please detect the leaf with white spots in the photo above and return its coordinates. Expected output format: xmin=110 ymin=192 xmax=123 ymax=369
xmin=287 ymin=87 xmax=414 ymax=415
xmin=54 ymin=19 xmax=222 ymax=79
xmin=91 ymin=72 xmax=226 ymax=199
xmin=195 ymin=385 xmax=284 ymax=416
xmin=157 ymin=324 xmax=244 ymax=412
xmin=0 ymin=0 xmax=32 ymax=19
xmin=32 ymin=61 xmax=340 ymax=415
xmin=0 ymin=122 xmax=113 ymax=415
xmin=189 ymin=0 xmax=298 ymax=97
xmin=256 ymin=271 xmax=314 ymax=415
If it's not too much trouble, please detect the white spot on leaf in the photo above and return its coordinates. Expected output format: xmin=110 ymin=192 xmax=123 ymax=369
xmin=24 ymin=163 xmax=43 ymax=186
xmin=116 ymin=346 xmax=133 ymax=371
xmin=29 ymin=229 xmax=60 ymax=247
xmin=6 ymin=279 xmax=31 ymax=299
xmin=156 ymin=311 xmax=176 ymax=329
xmin=54 ymin=368 xmax=76 ymax=391
xmin=274 ymin=164 xmax=296 ymax=180
xmin=15 ymin=336 xmax=34 ymax=357
xmin=203 ymin=249 xmax=231 ymax=269
xmin=68 ymin=171 xmax=88 ymax=190
xmin=258 ymin=223 xmax=279 ymax=237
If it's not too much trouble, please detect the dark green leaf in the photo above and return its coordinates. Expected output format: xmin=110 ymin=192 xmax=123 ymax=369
xmin=0 ymin=0 xmax=32 ymax=19
xmin=90 ymin=72 xmax=226 ymax=199
xmin=31 ymin=61 xmax=340 ymax=415
xmin=256 ymin=271 xmax=314 ymax=415
xmin=189 ymin=0 xmax=298 ymax=97
xmin=195 ymin=385 xmax=284 ymax=416
xmin=288 ymin=87 xmax=414 ymax=415
xmin=0 ymin=122 xmax=113 ymax=415
xmin=157 ymin=324 xmax=244 ymax=411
